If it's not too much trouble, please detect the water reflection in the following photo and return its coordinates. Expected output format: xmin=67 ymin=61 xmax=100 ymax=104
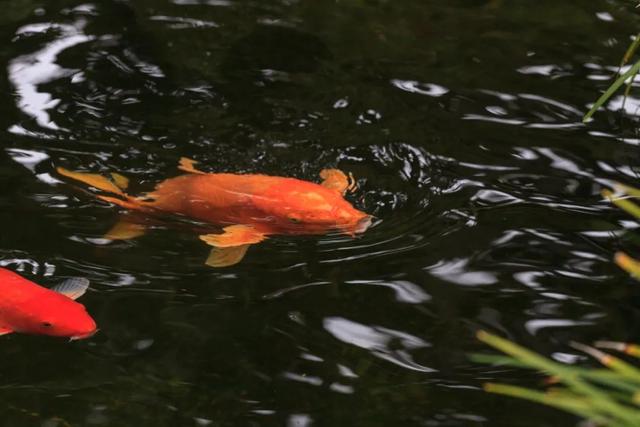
xmin=524 ymin=318 xmax=595 ymax=335
xmin=287 ymin=414 xmax=313 ymax=427
xmin=345 ymin=280 xmax=431 ymax=304
xmin=9 ymin=18 xmax=93 ymax=132
xmin=149 ymin=15 xmax=219 ymax=29
xmin=171 ymin=0 xmax=233 ymax=6
xmin=431 ymin=258 xmax=498 ymax=288
xmin=390 ymin=79 xmax=449 ymax=97
xmin=323 ymin=317 xmax=434 ymax=373
xmin=462 ymin=91 xmax=585 ymax=129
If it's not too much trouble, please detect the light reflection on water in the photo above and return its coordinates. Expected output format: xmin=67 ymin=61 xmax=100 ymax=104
xmin=9 ymin=17 xmax=93 ymax=132
xmin=323 ymin=317 xmax=434 ymax=373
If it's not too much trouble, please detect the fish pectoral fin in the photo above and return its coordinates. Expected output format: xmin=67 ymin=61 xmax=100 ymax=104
xmin=51 ymin=277 xmax=90 ymax=300
xmin=199 ymin=225 xmax=266 ymax=268
xmin=56 ymin=167 xmax=126 ymax=196
xmin=205 ymin=245 xmax=250 ymax=268
xmin=105 ymin=218 xmax=147 ymax=240
xmin=0 ymin=327 xmax=13 ymax=336
xmin=319 ymin=168 xmax=357 ymax=194
xmin=199 ymin=225 xmax=266 ymax=247
xmin=178 ymin=157 xmax=206 ymax=175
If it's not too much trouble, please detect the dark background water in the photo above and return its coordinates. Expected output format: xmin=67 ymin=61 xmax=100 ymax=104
xmin=1 ymin=0 xmax=640 ymax=425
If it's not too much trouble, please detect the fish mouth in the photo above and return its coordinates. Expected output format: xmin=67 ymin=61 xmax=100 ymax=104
xmin=69 ymin=329 xmax=99 ymax=341
xmin=352 ymin=215 xmax=373 ymax=234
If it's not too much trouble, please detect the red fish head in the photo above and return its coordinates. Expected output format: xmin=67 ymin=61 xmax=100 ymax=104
xmin=331 ymin=205 xmax=373 ymax=236
xmin=258 ymin=183 xmax=372 ymax=234
xmin=20 ymin=298 xmax=97 ymax=340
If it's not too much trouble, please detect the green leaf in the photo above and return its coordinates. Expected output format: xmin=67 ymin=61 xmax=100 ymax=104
xmin=615 ymin=183 xmax=640 ymax=199
xmin=583 ymin=59 xmax=640 ymax=122
xmin=622 ymin=34 xmax=640 ymax=66
xmin=469 ymin=353 xmax=531 ymax=368
xmin=477 ymin=331 xmax=640 ymax=424
xmin=484 ymin=383 xmax=614 ymax=426
xmin=603 ymin=189 xmax=640 ymax=220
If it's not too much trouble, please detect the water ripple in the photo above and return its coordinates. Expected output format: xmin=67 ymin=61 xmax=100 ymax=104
xmin=323 ymin=317 xmax=434 ymax=373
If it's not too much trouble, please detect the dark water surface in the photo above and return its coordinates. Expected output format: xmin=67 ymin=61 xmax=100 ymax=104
xmin=1 ymin=0 xmax=640 ymax=425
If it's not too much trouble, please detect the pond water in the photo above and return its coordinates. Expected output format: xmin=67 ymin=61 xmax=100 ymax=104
xmin=1 ymin=0 xmax=640 ymax=425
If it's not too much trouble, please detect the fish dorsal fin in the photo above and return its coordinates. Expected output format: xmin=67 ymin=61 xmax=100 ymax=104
xmin=319 ymin=169 xmax=357 ymax=195
xmin=178 ymin=157 xmax=206 ymax=175
xmin=51 ymin=278 xmax=90 ymax=300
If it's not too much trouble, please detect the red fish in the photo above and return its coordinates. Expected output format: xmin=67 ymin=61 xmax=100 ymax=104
xmin=57 ymin=158 xmax=372 ymax=267
xmin=0 ymin=268 xmax=97 ymax=339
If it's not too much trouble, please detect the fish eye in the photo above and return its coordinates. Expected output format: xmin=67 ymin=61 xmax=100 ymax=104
xmin=288 ymin=216 xmax=301 ymax=223
xmin=41 ymin=322 xmax=53 ymax=328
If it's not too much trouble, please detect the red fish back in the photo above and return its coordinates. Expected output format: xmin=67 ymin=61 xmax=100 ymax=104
xmin=145 ymin=173 xmax=296 ymax=224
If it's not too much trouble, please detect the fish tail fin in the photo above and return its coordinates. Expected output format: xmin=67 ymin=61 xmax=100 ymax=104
xmin=57 ymin=167 xmax=128 ymax=197
xmin=57 ymin=167 xmax=145 ymax=211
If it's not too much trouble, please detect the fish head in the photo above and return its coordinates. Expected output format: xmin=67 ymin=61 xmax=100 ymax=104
xmin=21 ymin=298 xmax=97 ymax=340
xmin=259 ymin=183 xmax=372 ymax=234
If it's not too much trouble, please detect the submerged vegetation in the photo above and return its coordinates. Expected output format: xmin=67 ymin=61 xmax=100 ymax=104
xmin=474 ymin=29 xmax=640 ymax=427
xmin=475 ymin=177 xmax=640 ymax=426
xmin=474 ymin=331 xmax=640 ymax=427
xmin=584 ymin=33 xmax=640 ymax=122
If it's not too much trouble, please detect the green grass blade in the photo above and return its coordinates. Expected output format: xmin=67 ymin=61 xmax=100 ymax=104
xmin=603 ymin=189 xmax=640 ymax=219
xmin=474 ymin=352 xmax=640 ymax=394
xmin=572 ymin=342 xmax=640 ymax=385
xmin=484 ymin=383 xmax=613 ymax=425
xmin=619 ymin=35 xmax=640 ymax=113
xmin=597 ymin=341 xmax=640 ymax=359
xmin=582 ymin=370 xmax=640 ymax=395
xmin=622 ymin=34 xmax=640 ymax=66
xmin=615 ymin=183 xmax=640 ymax=199
xmin=477 ymin=331 xmax=566 ymax=374
xmin=477 ymin=331 xmax=640 ymax=424
xmin=583 ymin=59 xmax=640 ymax=122
xmin=469 ymin=353 xmax=531 ymax=368
xmin=615 ymin=252 xmax=640 ymax=279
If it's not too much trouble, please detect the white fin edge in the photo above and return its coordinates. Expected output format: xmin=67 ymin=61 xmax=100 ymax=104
xmin=51 ymin=277 xmax=90 ymax=300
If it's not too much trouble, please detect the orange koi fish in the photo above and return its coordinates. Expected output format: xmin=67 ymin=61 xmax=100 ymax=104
xmin=0 ymin=268 xmax=97 ymax=339
xmin=57 ymin=158 xmax=372 ymax=267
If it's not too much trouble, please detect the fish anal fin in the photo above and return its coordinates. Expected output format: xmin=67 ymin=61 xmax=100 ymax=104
xmin=56 ymin=167 xmax=125 ymax=196
xmin=199 ymin=225 xmax=266 ymax=248
xmin=205 ymin=245 xmax=250 ymax=267
xmin=178 ymin=157 xmax=206 ymax=175
xmin=319 ymin=169 xmax=357 ymax=194
xmin=0 ymin=327 xmax=13 ymax=336
xmin=105 ymin=218 xmax=146 ymax=240
xmin=51 ymin=278 xmax=89 ymax=300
